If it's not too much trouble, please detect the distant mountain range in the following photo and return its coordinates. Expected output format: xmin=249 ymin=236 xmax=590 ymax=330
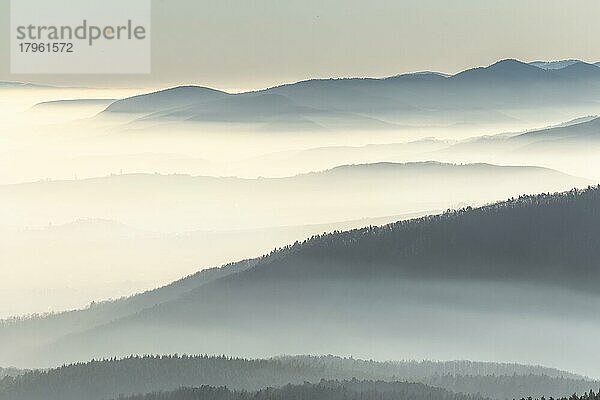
xmin=442 ymin=114 xmax=600 ymax=152
xmin=7 ymin=59 xmax=600 ymax=130
xmin=97 ymin=59 xmax=600 ymax=129
xmin=225 ymin=115 xmax=600 ymax=177
xmin=429 ymin=115 xmax=600 ymax=179
xmin=513 ymin=115 xmax=600 ymax=141
xmin=0 ymin=162 xmax=585 ymax=232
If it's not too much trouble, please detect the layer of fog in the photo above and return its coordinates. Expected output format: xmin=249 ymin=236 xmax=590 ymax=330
xmin=2 ymin=86 xmax=600 ymax=185
xmin=12 ymin=278 xmax=600 ymax=379
xmin=0 ymin=164 xmax=587 ymax=317
xmin=0 ymin=213 xmax=423 ymax=317
xmin=1 ymin=86 xmax=599 ymax=318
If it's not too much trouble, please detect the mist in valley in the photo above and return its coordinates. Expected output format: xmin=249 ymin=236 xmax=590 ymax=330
xmin=3 ymin=59 xmax=600 ymax=400
xmin=1 ymin=81 xmax=597 ymax=317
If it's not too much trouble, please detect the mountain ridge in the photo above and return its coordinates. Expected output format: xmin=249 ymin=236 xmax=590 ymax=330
xmin=0 ymin=355 xmax=594 ymax=400
xmin=96 ymin=59 xmax=600 ymax=128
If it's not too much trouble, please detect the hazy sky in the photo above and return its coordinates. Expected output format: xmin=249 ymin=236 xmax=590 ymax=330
xmin=1 ymin=0 xmax=600 ymax=91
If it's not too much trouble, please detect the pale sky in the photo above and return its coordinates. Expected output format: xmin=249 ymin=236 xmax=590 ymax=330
xmin=1 ymin=0 xmax=600 ymax=91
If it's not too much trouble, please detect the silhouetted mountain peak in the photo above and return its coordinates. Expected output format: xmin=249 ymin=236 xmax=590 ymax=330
xmin=451 ymin=59 xmax=546 ymax=81
xmin=489 ymin=58 xmax=532 ymax=70
xmin=105 ymin=85 xmax=230 ymax=113
xmin=555 ymin=61 xmax=600 ymax=77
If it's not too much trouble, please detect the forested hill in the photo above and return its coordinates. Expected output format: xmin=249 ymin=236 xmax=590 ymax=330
xmin=0 ymin=355 xmax=595 ymax=400
xmin=7 ymin=187 xmax=600 ymax=368
xmin=226 ymin=186 xmax=600 ymax=288
xmin=86 ymin=385 xmax=600 ymax=400
xmin=118 ymin=380 xmax=482 ymax=400
xmin=275 ymin=356 xmax=584 ymax=379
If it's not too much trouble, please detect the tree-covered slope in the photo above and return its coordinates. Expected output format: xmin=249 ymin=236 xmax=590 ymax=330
xmin=7 ymin=187 xmax=600 ymax=371
xmin=118 ymin=380 xmax=482 ymax=400
xmin=0 ymin=355 xmax=594 ymax=400
xmin=195 ymin=186 xmax=600 ymax=287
